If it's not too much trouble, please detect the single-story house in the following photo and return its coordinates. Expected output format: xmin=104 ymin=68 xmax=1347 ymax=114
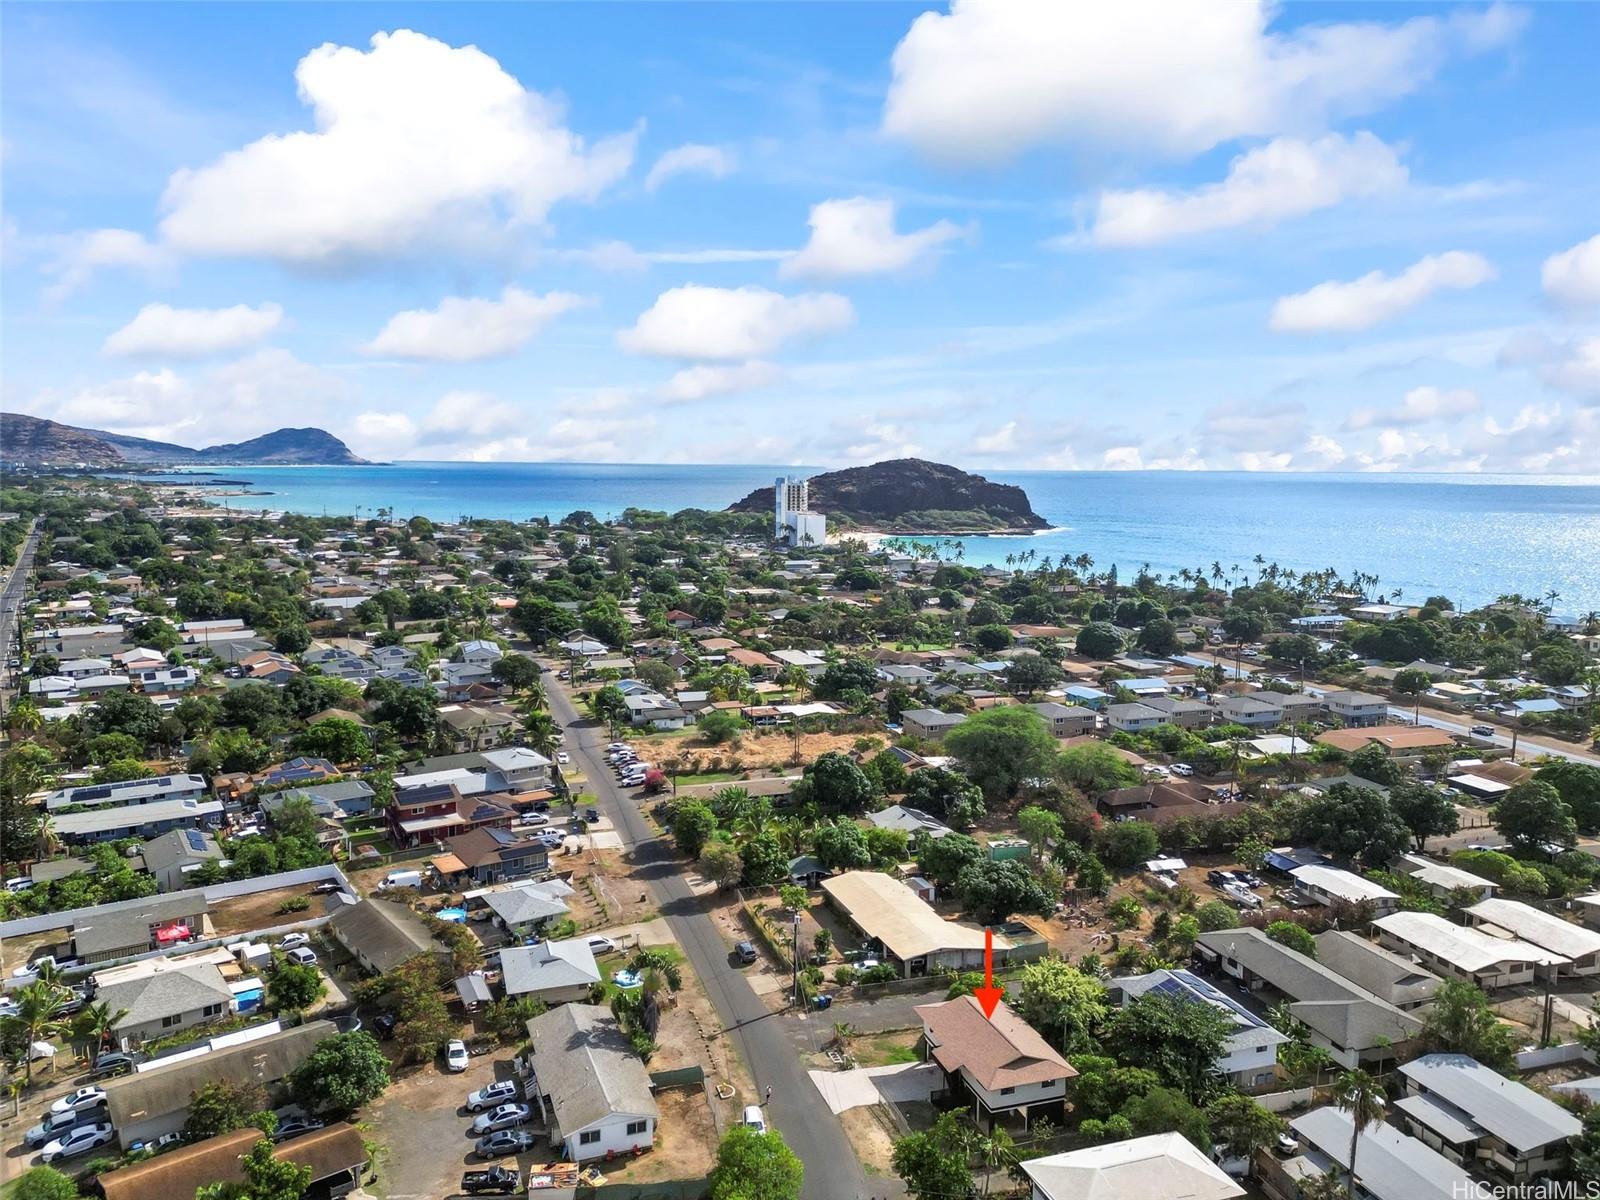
xmin=901 ymin=709 xmax=968 ymax=741
xmin=500 ymin=938 xmax=602 ymax=1004
xmin=1463 ymin=897 xmax=1600 ymax=976
xmin=1109 ymin=968 xmax=1284 ymax=1090
xmin=523 ymin=1004 xmax=659 ymax=1162
xmin=1022 ymin=1132 xmax=1244 ymax=1200
xmin=866 ymin=805 xmax=953 ymax=840
xmin=1312 ymin=930 xmax=1442 ymax=1010
xmin=72 ymin=894 xmax=210 ymax=964
xmin=821 ymin=870 xmax=1010 ymax=979
xmin=95 ymin=959 xmax=235 ymax=1048
xmin=1372 ymin=911 xmax=1567 ymax=989
xmin=97 ymin=1122 xmax=369 ymax=1200
xmin=1265 ymin=1106 xmax=1472 ymax=1200
xmin=328 ymin=899 xmax=447 ymax=976
xmin=139 ymin=828 xmax=225 ymax=892
xmin=1289 ymin=864 xmax=1400 ymax=916
xmin=101 ymin=1020 xmax=334 ymax=1147
xmin=438 ymin=826 xmax=550 ymax=885
xmin=477 ymin=879 xmax=573 ymax=938
xmin=1394 ymin=854 xmax=1497 ymax=903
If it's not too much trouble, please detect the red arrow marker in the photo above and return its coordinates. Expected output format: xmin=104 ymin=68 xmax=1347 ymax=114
xmin=973 ymin=927 xmax=1003 ymax=1019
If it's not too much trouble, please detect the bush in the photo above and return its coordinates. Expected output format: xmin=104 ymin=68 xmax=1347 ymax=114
xmin=277 ymin=895 xmax=311 ymax=915
xmin=833 ymin=965 xmax=858 ymax=986
xmin=858 ymin=963 xmax=899 ymax=985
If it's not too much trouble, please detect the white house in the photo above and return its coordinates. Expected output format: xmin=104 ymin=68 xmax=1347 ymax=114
xmin=1464 ymin=898 xmax=1600 ymax=977
xmin=1023 ymin=1133 xmax=1244 ymax=1200
xmin=915 ymin=996 xmax=1076 ymax=1128
xmin=523 ymin=1004 xmax=658 ymax=1162
xmin=1372 ymin=911 xmax=1566 ymax=989
xmin=1289 ymin=865 xmax=1401 ymax=916
xmin=1110 ymin=969 xmax=1285 ymax=1089
xmin=1105 ymin=702 xmax=1168 ymax=733
xmin=1322 ymin=690 xmax=1391 ymax=727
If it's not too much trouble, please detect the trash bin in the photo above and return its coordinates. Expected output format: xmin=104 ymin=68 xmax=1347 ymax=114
xmin=813 ymin=993 xmax=833 ymax=1010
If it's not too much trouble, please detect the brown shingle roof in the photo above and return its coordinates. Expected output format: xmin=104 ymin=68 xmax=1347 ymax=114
xmin=914 ymin=995 xmax=1076 ymax=1091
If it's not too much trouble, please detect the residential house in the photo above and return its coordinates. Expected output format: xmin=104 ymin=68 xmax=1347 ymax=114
xmin=500 ymin=939 xmax=602 ymax=1004
xmin=263 ymin=779 xmax=375 ymax=822
xmin=386 ymin=783 xmax=514 ymax=849
xmin=1028 ymin=702 xmax=1097 ymax=737
xmin=866 ymin=805 xmax=953 ymax=840
xmin=478 ymin=879 xmax=572 ymax=939
xmin=1316 ymin=725 xmax=1458 ymax=755
xmin=877 ymin=662 xmax=938 ymax=686
xmin=71 ymin=894 xmax=208 ymax=964
xmin=135 ymin=666 xmax=200 ymax=693
xmin=54 ymin=796 xmax=224 ymax=845
xmin=1022 ymin=1133 xmax=1244 ymax=1200
xmin=1109 ymin=969 xmax=1286 ymax=1090
xmin=437 ymin=703 xmax=519 ymax=750
xmin=437 ymin=826 xmax=550 ymax=885
xmin=97 ymin=1123 xmax=368 ymax=1200
xmin=1264 ymin=1106 xmax=1472 ymax=1200
xmin=44 ymin=773 xmax=209 ymax=814
xmin=1215 ymin=693 xmax=1282 ymax=727
xmin=139 ymin=828 xmax=224 ymax=892
xmin=1396 ymin=1053 xmax=1582 ymax=1181
xmin=1195 ymin=927 xmax=1421 ymax=1068
xmin=916 ymin=996 xmax=1075 ymax=1128
xmin=328 ymin=899 xmax=448 ymax=976
xmin=1312 ymin=930 xmax=1442 ymax=1010
xmin=822 ymin=870 xmax=1014 ymax=978
xmin=1105 ymin=702 xmax=1167 ymax=734
xmin=1062 ymin=685 xmax=1110 ymax=709
xmin=1321 ymin=690 xmax=1392 ymax=727
xmin=94 ymin=958 xmax=235 ymax=1047
xmin=901 ymin=708 xmax=968 ymax=741
xmin=457 ymin=639 xmax=504 ymax=665
xmin=1138 ymin=694 xmax=1212 ymax=729
xmin=1289 ymin=865 xmax=1401 ymax=916
xmin=523 ymin=1004 xmax=659 ymax=1162
xmin=1394 ymin=854 xmax=1497 ymax=903
xmin=1464 ymin=897 xmax=1600 ymax=976
xmin=1372 ymin=911 xmax=1565 ymax=989
xmin=100 ymin=1021 xmax=333 ymax=1147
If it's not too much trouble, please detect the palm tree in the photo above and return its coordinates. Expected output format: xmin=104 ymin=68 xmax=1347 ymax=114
xmin=6 ymin=698 xmax=42 ymax=736
xmin=976 ymin=1126 xmax=1019 ymax=1195
xmin=522 ymin=712 xmax=560 ymax=759
xmin=71 ymin=1000 xmax=128 ymax=1058
xmin=1333 ymin=1068 xmax=1385 ymax=1194
xmin=12 ymin=981 xmax=67 ymax=1083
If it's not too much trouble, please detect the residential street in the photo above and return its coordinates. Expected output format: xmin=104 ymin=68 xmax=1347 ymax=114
xmin=1 ymin=518 xmax=41 ymax=706
xmin=544 ymin=675 xmax=874 ymax=1200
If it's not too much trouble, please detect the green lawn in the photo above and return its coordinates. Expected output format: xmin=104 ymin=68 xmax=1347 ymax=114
xmin=673 ymin=770 xmax=743 ymax=784
xmin=596 ymin=944 xmax=687 ymax=999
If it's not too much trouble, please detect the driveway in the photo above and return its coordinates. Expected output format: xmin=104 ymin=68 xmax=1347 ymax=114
xmin=808 ymin=1063 xmax=941 ymax=1115
xmin=545 ymin=678 xmax=873 ymax=1200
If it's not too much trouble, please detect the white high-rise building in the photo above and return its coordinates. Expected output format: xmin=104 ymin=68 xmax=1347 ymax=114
xmin=773 ymin=475 xmax=826 ymax=547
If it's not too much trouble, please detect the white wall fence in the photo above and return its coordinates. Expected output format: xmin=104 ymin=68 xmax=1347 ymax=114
xmin=1515 ymin=1043 xmax=1596 ymax=1071
xmin=1255 ymin=1087 xmax=1318 ymax=1113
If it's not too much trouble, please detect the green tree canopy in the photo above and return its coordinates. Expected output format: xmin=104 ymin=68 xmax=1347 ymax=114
xmin=945 ymin=707 xmax=1059 ymax=805
xmin=1495 ymin=779 xmax=1578 ymax=853
xmin=290 ymin=1031 xmax=390 ymax=1114
xmin=708 ymin=1125 xmax=804 ymax=1200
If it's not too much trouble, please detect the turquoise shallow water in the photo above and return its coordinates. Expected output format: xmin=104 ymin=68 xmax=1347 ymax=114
xmin=153 ymin=463 xmax=1600 ymax=613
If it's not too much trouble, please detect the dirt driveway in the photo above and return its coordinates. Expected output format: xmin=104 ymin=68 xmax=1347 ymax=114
xmin=366 ymin=1048 xmax=525 ymax=1199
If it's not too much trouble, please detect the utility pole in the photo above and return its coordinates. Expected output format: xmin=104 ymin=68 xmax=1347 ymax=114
xmin=792 ymin=912 xmax=803 ymax=1010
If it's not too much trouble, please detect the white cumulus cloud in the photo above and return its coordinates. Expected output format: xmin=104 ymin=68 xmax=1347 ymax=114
xmin=1270 ymin=251 xmax=1495 ymax=333
xmin=644 ymin=144 xmax=735 ymax=192
xmin=364 ymin=287 xmax=590 ymax=361
xmin=1091 ymin=132 xmax=1407 ymax=247
xmin=103 ymin=302 xmax=285 ymax=357
xmin=780 ymin=197 xmax=964 ymax=280
xmin=883 ymin=0 xmax=1522 ymax=164
xmin=158 ymin=29 xmax=635 ymax=266
xmin=43 ymin=229 xmax=172 ymax=303
xmin=1542 ymin=234 xmax=1600 ymax=309
xmin=659 ymin=361 xmax=782 ymax=403
xmin=618 ymin=285 xmax=854 ymax=360
xmin=1345 ymin=386 xmax=1482 ymax=430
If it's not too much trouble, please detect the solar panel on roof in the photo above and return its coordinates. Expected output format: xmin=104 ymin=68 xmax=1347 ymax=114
xmin=184 ymin=830 xmax=208 ymax=852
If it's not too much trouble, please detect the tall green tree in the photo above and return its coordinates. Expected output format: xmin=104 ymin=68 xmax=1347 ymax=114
xmin=1333 ymin=1070 xmax=1386 ymax=1196
xmin=708 ymin=1125 xmax=804 ymax=1200
xmin=891 ymin=1111 xmax=974 ymax=1200
xmin=945 ymin=707 xmax=1059 ymax=804
xmin=1495 ymin=779 xmax=1578 ymax=853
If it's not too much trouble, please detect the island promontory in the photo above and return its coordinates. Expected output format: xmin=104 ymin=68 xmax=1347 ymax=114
xmin=729 ymin=458 xmax=1049 ymax=534
xmin=0 ymin=413 xmax=369 ymax=466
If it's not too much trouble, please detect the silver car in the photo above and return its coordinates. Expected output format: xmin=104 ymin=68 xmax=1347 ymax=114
xmin=470 ymin=1103 xmax=532 ymax=1135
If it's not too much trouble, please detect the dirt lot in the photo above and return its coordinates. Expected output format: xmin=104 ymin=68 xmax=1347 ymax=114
xmin=631 ymin=729 xmax=878 ymax=774
xmin=365 ymin=1041 xmax=505 ymax=1200
xmin=839 ymin=1104 xmax=900 ymax=1176
xmin=600 ymin=1086 xmax=719 ymax=1185
xmin=207 ymin=883 xmax=333 ymax=936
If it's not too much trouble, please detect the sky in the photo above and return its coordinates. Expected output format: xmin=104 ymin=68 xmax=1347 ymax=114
xmin=3 ymin=1 xmax=1600 ymax=472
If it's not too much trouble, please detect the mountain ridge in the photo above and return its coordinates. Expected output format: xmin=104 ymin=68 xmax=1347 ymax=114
xmin=0 ymin=413 xmax=368 ymax=465
xmin=729 ymin=458 xmax=1048 ymax=534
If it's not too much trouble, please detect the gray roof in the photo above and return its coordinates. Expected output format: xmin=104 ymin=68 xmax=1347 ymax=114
xmin=1196 ymin=927 xmax=1420 ymax=1051
xmin=98 ymin=962 xmax=234 ymax=1028
xmin=1290 ymin=1106 xmax=1471 ymax=1200
xmin=74 ymin=895 xmax=207 ymax=958
xmin=328 ymin=900 xmax=440 ymax=974
xmin=866 ymin=805 xmax=952 ymax=838
xmin=1312 ymin=930 xmax=1441 ymax=1006
xmin=138 ymin=828 xmax=223 ymax=873
xmin=525 ymin=1004 xmax=658 ymax=1134
xmin=1399 ymin=1053 xmax=1581 ymax=1151
xmin=902 ymin=708 xmax=966 ymax=727
xmin=103 ymin=1021 xmax=334 ymax=1128
xmin=484 ymin=885 xmax=569 ymax=927
xmin=500 ymin=939 xmax=601 ymax=997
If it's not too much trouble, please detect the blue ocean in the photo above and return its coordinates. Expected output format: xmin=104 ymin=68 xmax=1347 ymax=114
xmin=160 ymin=463 xmax=1600 ymax=614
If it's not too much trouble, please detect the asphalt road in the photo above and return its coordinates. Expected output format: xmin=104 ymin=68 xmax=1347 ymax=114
xmin=544 ymin=678 xmax=873 ymax=1200
xmin=1385 ymin=704 xmax=1599 ymax=767
xmin=0 ymin=519 xmax=42 ymax=705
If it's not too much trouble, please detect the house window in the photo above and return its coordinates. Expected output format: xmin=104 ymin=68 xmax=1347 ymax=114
xmin=162 ymin=1014 xmax=183 ymax=1028
xmin=626 ymin=1120 xmax=648 ymax=1136
xmin=1000 ymin=1086 xmax=1015 ymax=1095
xmin=579 ymin=1130 xmax=601 ymax=1146
xmin=204 ymin=1004 xmax=225 ymax=1017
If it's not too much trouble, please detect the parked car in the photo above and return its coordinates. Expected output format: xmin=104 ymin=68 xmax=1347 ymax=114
xmin=465 ymin=1080 xmax=521 ymax=1112
xmin=90 ymin=1051 xmax=137 ymax=1079
xmin=284 ymin=946 xmax=318 ymax=966
xmin=279 ymin=933 xmax=311 ymax=949
xmin=272 ymin=1116 xmax=326 ymax=1143
xmin=40 ymin=1122 xmax=114 ymax=1163
xmin=470 ymin=1103 xmax=533 ymax=1135
xmin=51 ymin=1086 xmax=106 ymax=1115
xmin=734 ymin=941 xmax=759 ymax=965
xmin=1470 ymin=724 xmax=1496 ymax=737
xmin=474 ymin=1130 xmax=537 ymax=1159
xmin=446 ymin=1039 xmax=470 ymax=1072
xmin=1171 ymin=763 xmax=1195 ymax=777
xmin=586 ymin=936 xmax=617 ymax=955
xmin=26 ymin=1109 xmax=95 ymax=1149
xmin=130 ymin=1131 xmax=185 ymax=1155
xmin=556 ymin=752 xmax=570 ymax=765
xmin=518 ymin=813 xmax=551 ymax=828
xmin=310 ymin=881 xmax=343 ymax=894
xmin=1205 ymin=870 xmax=1237 ymax=888
xmin=584 ymin=807 xmax=600 ymax=822
xmin=742 ymin=1105 xmax=768 ymax=1134
xmin=462 ymin=1166 xmax=521 ymax=1195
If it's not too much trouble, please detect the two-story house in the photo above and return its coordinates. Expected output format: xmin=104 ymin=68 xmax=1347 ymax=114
xmin=916 ymin=995 xmax=1076 ymax=1129
xmin=1322 ymin=689 xmax=1391 ymax=727
xmin=1397 ymin=1054 xmax=1581 ymax=1181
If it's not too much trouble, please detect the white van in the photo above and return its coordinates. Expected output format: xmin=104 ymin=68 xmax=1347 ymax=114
xmin=380 ymin=869 xmax=422 ymax=890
